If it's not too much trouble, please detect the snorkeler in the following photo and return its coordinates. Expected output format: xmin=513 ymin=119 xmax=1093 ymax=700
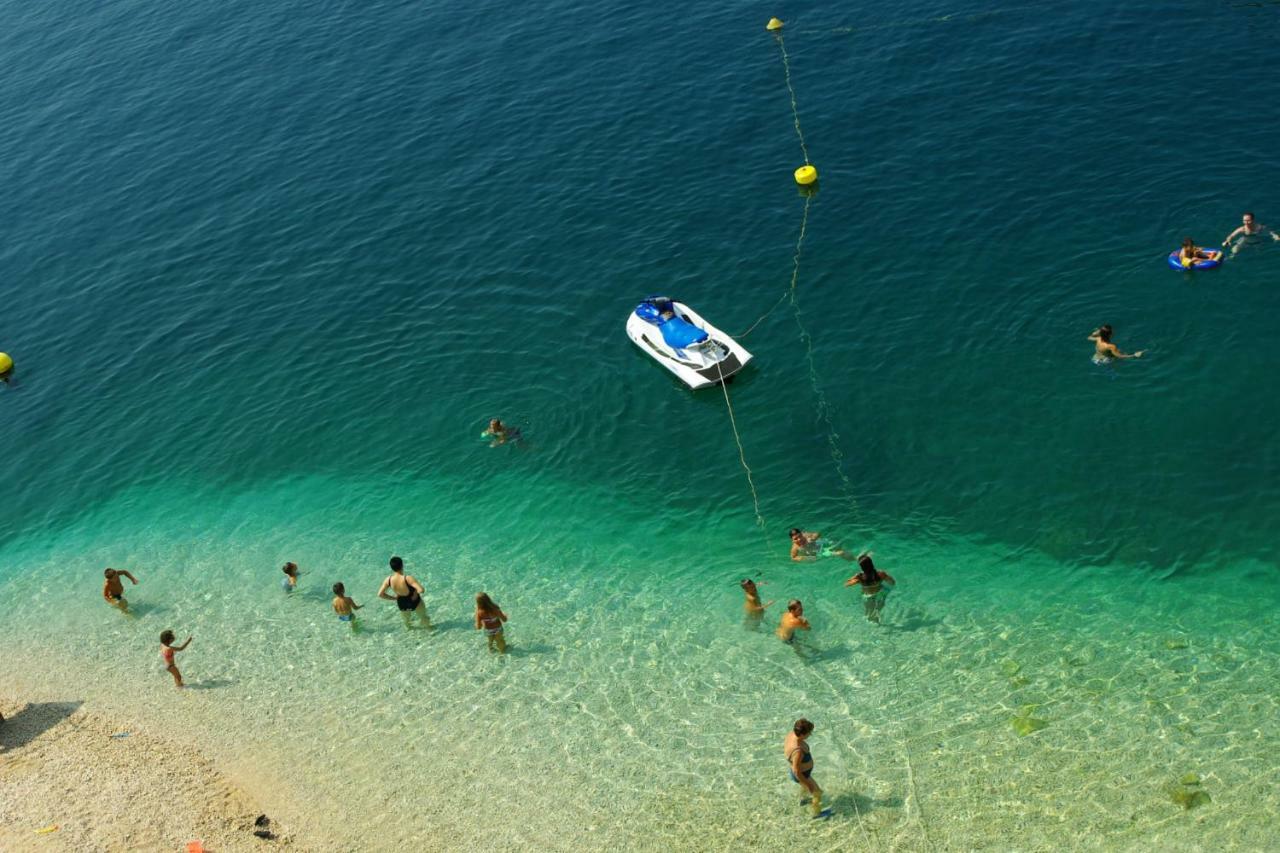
xmin=784 ymin=718 xmax=825 ymax=818
xmin=281 ymin=562 xmax=300 ymax=592
xmin=159 ymin=630 xmax=192 ymax=689
xmin=777 ymin=599 xmax=812 ymax=645
xmin=1222 ymin=211 xmax=1279 ymax=254
xmin=332 ymin=582 xmax=362 ymax=628
xmin=474 ymin=592 xmax=508 ymax=653
xmin=1178 ymin=237 xmax=1222 ymax=268
xmin=377 ymin=556 xmax=432 ymax=629
xmin=844 ymin=553 xmax=897 ymax=624
xmin=788 ymin=528 xmax=854 ymax=562
xmin=1088 ymin=325 xmax=1144 ymax=363
xmin=102 ymin=568 xmax=138 ymax=612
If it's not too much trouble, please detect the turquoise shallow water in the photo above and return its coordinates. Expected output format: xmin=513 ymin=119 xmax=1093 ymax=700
xmin=2 ymin=0 xmax=1279 ymax=848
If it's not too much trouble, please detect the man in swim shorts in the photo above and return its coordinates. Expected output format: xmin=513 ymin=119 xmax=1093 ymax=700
xmin=1222 ymin=211 xmax=1279 ymax=254
xmin=102 ymin=568 xmax=138 ymax=612
xmin=377 ymin=556 xmax=432 ymax=629
xmin=788 ymin=528 xmax=854 ymax=562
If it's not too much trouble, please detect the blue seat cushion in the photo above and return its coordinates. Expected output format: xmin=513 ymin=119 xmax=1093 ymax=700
xmin=660 ymin=315 xmax=708 ymax=349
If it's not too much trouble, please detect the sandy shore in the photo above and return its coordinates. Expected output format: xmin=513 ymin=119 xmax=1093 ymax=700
xmin=0 ymin=695 xmax=298 ymax=852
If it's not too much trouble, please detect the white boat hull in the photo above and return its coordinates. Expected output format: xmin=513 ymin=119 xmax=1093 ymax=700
xmin=626 ymin=300 xmax=753 ymax=389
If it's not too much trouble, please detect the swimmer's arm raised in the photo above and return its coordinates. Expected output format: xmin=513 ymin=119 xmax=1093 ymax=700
xmin=119 ymin=570 xmax=138 ymax=585
xmin=843 ymin=575 xmax=863 ymax=587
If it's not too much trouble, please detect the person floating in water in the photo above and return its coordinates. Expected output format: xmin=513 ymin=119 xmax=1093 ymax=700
xmin=788 ymin=528 xmax=854 ymax=562
xmin=844 ymin=552 xmax=897 ymax=624
xmin=102 ymin=568 xmax=138 ymax=613
xmin=482 ymin=418 xmax=522 ymax=447
xmin=784 ymin=718 xmax=826 ymax=818
xmin=1088 ymin=325 xmax=1144 ymax=363
xmin=740 ymin=579 xmax=775 ymax=629
xmin=281 ymin=562 xmax=300 ymax=593
xmin=1222 ymin=211 xmax=1279 ymax=255
xmin=159 ymin=630 xmax=192 ymax=689
xmin=377 ymin=556 xmax=432 ymax=629
xmin=777 ymin=599 xmax=812 ymax=646
xmin=1178 ymin=237 xmax=1223 ymax=268
xmin=332 ymin=582 xmax=362 ymax=629
xmin=474 ymin=592 xmax=508 ymax=653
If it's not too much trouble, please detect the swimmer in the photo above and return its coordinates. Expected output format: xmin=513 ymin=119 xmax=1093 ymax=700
xmin=788 ymin=528 xmax=854 ymax=562
xmin=784 ymin=718 xmax=824 ymax=817
xmin=332 ymin=582 xmax=362 ymax=628
xmin=474 ymin=592 xmax=508 ymax=653
xmin=1178 ymin=237 xmax=1223 ymax=268
xmin=1222 ymin=212 xmax=1278 ymax=254
xmin=377 ymin=556 xmax=432 ymax=629
xmin=281 ymin=562 xmax=299 ymax=593
xmin=482 ymin=418 xmax=522 ymax=447
xmin=159 ymin=630 xmax=192 ymax=689
xmin=102 ymin=568 xmax=138 ymax=612
xmin=777 ymin=599 xmax=812 ymax=645
xmin=1088 ymin=325 xmax=1144 ymax=363
xmin=740 ymin=578 xmax=775 ymax=631
xmin=844 ymin=552 xmax=897 ymax=624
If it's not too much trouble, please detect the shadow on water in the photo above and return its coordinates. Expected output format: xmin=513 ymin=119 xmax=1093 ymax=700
xmin=122 ymin=602 xmax=164 ymax=618
xmin=422 ymin=618 xmax=471 ymax=634
xmin=186 ymin=678 xmax=235 ymax=690
xmin=880 ymin=609 xmax=944 ymax=634
xmin=827 ymin=790 xmax=905 ymax=817
xmin=502 ymin=642 xmax=556 ymax=657
xmin=800 ymin=642 xmax=852 ymax=664
xmin=0 ymin=700 xmax=83 ymax=752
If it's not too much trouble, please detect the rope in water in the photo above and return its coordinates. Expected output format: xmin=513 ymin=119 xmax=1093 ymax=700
xmin=773 ymin=30 xmax=810 ymax=166
xmin=713 ymin=355 xmax=765 ymax=529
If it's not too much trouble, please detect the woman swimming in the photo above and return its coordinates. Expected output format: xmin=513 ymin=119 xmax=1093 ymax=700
xmin=844 ymin=553 xmax=897 ymax=624
xmin=1087 ymin=325 xmax=1144 ymax=363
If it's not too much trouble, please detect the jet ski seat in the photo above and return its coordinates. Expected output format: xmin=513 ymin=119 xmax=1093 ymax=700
xmin=660 ymin=315 xmax=709 ymax=349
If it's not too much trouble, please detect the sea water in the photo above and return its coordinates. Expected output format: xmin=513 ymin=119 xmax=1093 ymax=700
xmin=2 ymin=0 xmax=1279 ymax=849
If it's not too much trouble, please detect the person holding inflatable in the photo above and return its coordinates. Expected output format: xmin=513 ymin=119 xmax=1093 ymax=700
xmin=1178 ymin=237 xmax=1222 ymax=269
xmin=1088 ymin=325 xmax=1144 ymax=363
xmin=1223 ymin=212 xmax=1279 ymax=255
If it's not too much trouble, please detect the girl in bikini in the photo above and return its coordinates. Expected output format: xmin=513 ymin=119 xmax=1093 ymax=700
xmin=474 ymin=592 xmax=508 ymax=653
xmin=159 ymin=630 xmax=192 ymax=689
xmin=844 ymin=553 xmax=897 ymax=624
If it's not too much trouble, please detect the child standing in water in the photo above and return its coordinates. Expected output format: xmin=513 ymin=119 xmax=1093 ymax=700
xmin=332 ymin=582 xmax=362 ymax=630
xmin=844 ymin=553 xmax=897 ymax=624
xmin=159 ymin=630 xmax=192 ymax=689
xmin=102 ymin=568 xmax=138 ymax=612
xmin=777 ymin=600 xmax=812 ymax=646
xmin=474 ymin=592 xmax=508 ymax=653
xmin=740 ymin=579 xmax=774 ymax=630
xmin=281 ymin=562 xmax=300 ymax=592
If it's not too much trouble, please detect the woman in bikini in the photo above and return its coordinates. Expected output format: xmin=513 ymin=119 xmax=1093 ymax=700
xmin=474 ymin=592 xmax=508 ymax=653
xmin=844 ymin=553 xmax=897 ymax=624
xmin=784 ymin=718 xmax=824 ymax=817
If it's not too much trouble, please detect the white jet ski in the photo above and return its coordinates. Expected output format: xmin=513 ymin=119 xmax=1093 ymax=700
xmin=625 ymin=296 xmax=753 ymax=389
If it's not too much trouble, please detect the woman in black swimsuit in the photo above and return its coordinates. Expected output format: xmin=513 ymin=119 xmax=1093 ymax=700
xmin=377 ymin=556 xmax=432 ymax=629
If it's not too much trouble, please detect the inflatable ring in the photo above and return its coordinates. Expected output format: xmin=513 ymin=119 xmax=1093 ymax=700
xmin=1167 ymin=250 xmax=1221 ymax=271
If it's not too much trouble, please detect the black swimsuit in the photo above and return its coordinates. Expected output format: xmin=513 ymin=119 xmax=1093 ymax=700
xmin=391 ymin=577 xmax=421 ymax=611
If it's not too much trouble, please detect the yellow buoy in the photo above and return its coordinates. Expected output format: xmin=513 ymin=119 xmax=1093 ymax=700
xmin=0 ymin=352 xmax=12 ymax=375
xmin=766 ymin=17 xmax=783 ymax=31
xmin=794 ymin=164 xmax=818 ymax=185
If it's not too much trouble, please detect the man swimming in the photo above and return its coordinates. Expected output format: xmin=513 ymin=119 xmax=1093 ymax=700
xmin=1222 ymin=212 xmax=1279 ymax=254
xmin=102 ymin=568 xmax=138 ymax=612
xmin=1088 ymin=325 xmax=1143 ymax=363
xmin=788 ymin=528 xmax=854 ymax=562
xmin=482 ymin=418 xmax=522 ymax=447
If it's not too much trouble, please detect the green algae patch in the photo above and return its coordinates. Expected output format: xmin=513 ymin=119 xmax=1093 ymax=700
xmin=1164 ymin=638 xmax=1189 ymax=650
xmin=1179 ymin=773 xmax=1201 ymax=786
xmin=999 ymin=659 xmax=1021 ymax=677
xmin=1168 ymin=786 xmax=1210 ymax=810
xmin=1010 ymin=714 xmax=1048 ymax=737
